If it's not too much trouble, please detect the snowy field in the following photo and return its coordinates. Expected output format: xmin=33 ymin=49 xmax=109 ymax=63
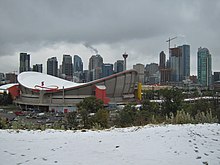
xmin=0 ymin=124 xmax=220 ymax=165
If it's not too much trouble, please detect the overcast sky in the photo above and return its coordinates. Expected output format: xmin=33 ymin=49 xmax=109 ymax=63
xmin=0 ymin=0 xmax=219 ymax=75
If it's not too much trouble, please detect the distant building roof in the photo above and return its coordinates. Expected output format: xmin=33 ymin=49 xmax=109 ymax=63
xmin=0 ymin=83 xmax=18 ymax=90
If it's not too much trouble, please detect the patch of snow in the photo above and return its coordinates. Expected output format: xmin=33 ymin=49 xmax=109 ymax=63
xmin=0 ymin=124 xmax=220 ymax=165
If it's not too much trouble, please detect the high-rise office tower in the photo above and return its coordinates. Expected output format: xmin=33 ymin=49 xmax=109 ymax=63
xmin=180 ymin=44 xmax=190 ymax=79
xmin=133 ymin=63 xmax=145 ymax=84
xmin=159 ymin=51 xmax=172 ymax=84
xmin=89 ymin=54 xmax=103 ymax=70
xmin=170 ymin=47 xmax=182 ymax=82
xmin=90 ymin=68 xmax=102 ymax=81
xmin=114 ymin=60 xmax=124 ymax=73
xmin=62 ymin=55 xmax=73 ymax=77
xmin=145 ymin=63 xmax=159 ymax=76
xmin=170 ymin=45 xmax=190 ymax=82
xmin=145 ymin=63 xmax=159 ymax=84
xmin=47 ymin=57 xmax=58 ymax=77
xmin=73 ymin=55 xmax=83 ymax=73
xmin=89 ymin=54 xmax=103 ymax=81
xmin=159 ymin=51 xmax=166 ymax=69
xmin=197 ymin=47 xmax=212 ymax=87
xmin=33 ymin=64 xmax=43 ymax=73
xmin=102 ymin=63 xmax=113 ymax=78
xmin=19 ymin=53 xmax=30 ymax=73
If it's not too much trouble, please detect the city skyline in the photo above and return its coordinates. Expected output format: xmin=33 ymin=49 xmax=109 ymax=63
xmin=3 ymin=44 xmax=213 ymax=76
xmin=0 ymin=0 xmax=219 ymax=74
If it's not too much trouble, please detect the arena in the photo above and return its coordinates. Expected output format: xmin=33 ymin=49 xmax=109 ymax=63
xmin=15 ymin=70 xmax=138 ymax=112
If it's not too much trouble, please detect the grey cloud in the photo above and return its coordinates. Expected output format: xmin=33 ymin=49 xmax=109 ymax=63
xmin=0 ymin=0 xmax=219 ymax=73
xmin=0 ymin=1 xmax=187 ymax=46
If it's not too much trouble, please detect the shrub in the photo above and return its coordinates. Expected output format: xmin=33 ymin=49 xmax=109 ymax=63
xmin=165 ymin=110 xmax=218 ymax=124
xmin=194 ymin=111 xmax=218 ymax=124
xmin=94 ymin=109 xmax=109 ymax=129
xmin=0 ymin=117 xmax=8 ymax=129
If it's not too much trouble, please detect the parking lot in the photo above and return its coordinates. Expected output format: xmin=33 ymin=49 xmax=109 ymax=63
xmin=0 ymin=106 xmax=65 ymax=128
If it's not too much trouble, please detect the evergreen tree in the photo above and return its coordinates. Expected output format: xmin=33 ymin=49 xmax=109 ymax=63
xmin=77 ymin=97 xmax=104 ymax=128
xmin=94 ymin=109 xmax=109 ymax=128
xmin=77 ymin=97 xmax=104 ymax=113
xmin=160 ymin=88 xmax=183 ymax=116
xmin=118 ymin=104 xmax=137 ymax=127
xmin=65 ymin=111 xmax=78 ymax=129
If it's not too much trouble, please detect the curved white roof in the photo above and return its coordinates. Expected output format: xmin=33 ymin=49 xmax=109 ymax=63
xmin=18 ymin=72 xmax=85 ymax=90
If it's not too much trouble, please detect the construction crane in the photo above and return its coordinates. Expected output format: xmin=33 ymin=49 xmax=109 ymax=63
xmin=166 ymin=36 xmax=177 ymax=50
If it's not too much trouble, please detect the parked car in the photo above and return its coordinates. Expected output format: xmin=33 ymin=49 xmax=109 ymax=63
xmin=14 ymin=111 xmax=24 ymax=116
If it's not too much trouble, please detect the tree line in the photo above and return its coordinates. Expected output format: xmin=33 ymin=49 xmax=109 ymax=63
xmin=1 ymin=88 xmax=219 ymax=130
xmin=65 ymin=88 xmax=219 ymax=129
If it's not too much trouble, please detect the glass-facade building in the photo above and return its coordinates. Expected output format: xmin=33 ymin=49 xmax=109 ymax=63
xmin=197 ymin=47 xmax=212 ymax=87
xmin=33 ymin=64 xmax=43 ymax=73
xmin=89 ymin=54 xmax=103 ymax=70
xmin=170 ymin=44 xmax=190 ymax=82
xmin=159 ymin=51 xmax=166 ymax=69
xmin=62 ymin=55 xmax=73 ymax=77
xmin=114 ymin=60 xmax=124 ymax=73
xmin=180 ymin=45 xmax=190 ymax=79
xmin=89 ymin=54 xmax=103 ymax=81
xmin=19 ymin=53 xmax=31 ymax=73
xmin=47 ymin=57 xmax=58 ymax=77
xmin=73 ymin=55 xmax=83 ymax=73
xmin=102 ymin=63 xmax=113 ymax=78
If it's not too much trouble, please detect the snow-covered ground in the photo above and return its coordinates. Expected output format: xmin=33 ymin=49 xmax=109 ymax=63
xmin=0 ymin=124 xmax=220 ymax=165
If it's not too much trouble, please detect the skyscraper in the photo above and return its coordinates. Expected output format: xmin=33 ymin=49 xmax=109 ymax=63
xmin=169 ymin=44 xmax=190 ymax=82
xmin=33 ymin=64 xmax=43 ymax=73
xmin=180 ymin=44 xmax=190 ymax=79
xmin=89 ymin=54 xmax=103 ymax=81
xmin=145 ymin=63 xmax=159 ymax=76
xmin=170 ymin=47 xmax=182 ymax=82
xmin=102 ymin=63 xmax=113 ymax=78
xmin=145 ymin=63 xmax=159 ymax=84
xmin=73 ymin=55 xmax=83 ymax=73
xmin=197 ymin=47 xmax=212 ymax=87
xmin=47 ymin=57 xmax=58 ymax=77
xmin=89 ymin=54 xmax=103 ymax=70
xmin=19 ymin=53 xmax=30 ymax=73
xmin=159 ymin=51 xmax=166 ymax=69
xmin=62 ymin=55 xmax=73 ymax=78
xmin=114 ymin=60 xmax=124 ymax=73
xmin=159 ymin=51 xmax=172 ymax=84
xmin=133 ymin=63 xmax=145 ymax=84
